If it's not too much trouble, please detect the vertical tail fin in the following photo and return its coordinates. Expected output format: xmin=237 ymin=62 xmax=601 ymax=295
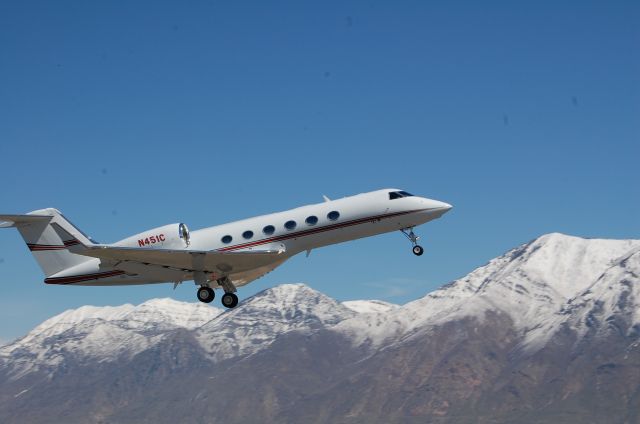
xmin=0 ymin=208 xmax=95 ymax=278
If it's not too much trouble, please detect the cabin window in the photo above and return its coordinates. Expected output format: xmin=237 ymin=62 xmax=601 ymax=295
xmin=242 ymin=230 xmax=254 ymax=240
xmin=284 ymin=220 xmax=297 ymax=230
xmin=327 ymin=211 xmax=340 ymax=221
xmin=305 ymin=215 xmax=318 ymax=226
xmin=263 ymin=225 xmax=275 ymax=235
xmin=221 ymin=235 xmax=232 ymax=244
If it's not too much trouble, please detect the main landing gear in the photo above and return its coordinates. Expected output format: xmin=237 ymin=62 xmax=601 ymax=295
xmin=195 ymin=275 xmax=239 ymax=309
xmin=197 ymin=286 xmax=215 ymax=303
xmin=221 ymin=293 xmax=239 ymax=308
xmin=401 ymin=227 xmax=424 ymax=256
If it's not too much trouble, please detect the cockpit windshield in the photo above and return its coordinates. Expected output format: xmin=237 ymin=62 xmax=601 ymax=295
xmin=388 ymin=191 xmax=414 ymax=200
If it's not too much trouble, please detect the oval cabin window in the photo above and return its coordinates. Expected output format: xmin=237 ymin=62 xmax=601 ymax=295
xmin=284 ymin=220 xmax=297 ymax=230
xmin=263 ymin=225 xmax=275 ymax=235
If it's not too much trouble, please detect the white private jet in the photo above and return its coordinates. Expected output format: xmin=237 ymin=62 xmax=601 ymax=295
xmin=0 ymin=189 xmax=451 ymax=308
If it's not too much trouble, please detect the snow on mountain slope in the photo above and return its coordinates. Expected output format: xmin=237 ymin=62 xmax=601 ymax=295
xmin=404 ymin=233 xmax=639 ymax=327
xmin=0 ymin=298 xmax=222 ymax=379
xmin=521 ymin=246 xmax=640 ymax=351
xmin=196 ymin=284 xmax=356 ymax=361
xmin=21 ymin=304 xmax=136 ymax=341
xmin=336 ymin=233 xmax=640 ymax=347
xmin=117 ymin=298 xmax=222 ymax=331
xmin=578 ymin=247 xmax=640 ymax=332
xmin=0 ymin=285 xmax=356 ymax=379
xmin=2 ymin=234 xmax=638 ymax=381
xmin=342 ymin=300 xmax=399 ymax=314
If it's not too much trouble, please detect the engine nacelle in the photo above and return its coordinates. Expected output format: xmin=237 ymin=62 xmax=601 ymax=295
xmin=115 ymin=223 xmax=191 ymax=249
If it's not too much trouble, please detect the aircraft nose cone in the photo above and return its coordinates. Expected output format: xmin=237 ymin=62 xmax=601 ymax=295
xmin=437 ymin=201 xmax=453 ymax=211
xmin=423 ymin=199 xmax=452 ymax=216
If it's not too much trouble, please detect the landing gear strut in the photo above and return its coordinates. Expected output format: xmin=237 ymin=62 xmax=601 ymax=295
xmin=193 ymin=273 xmax=240 ymax=308
xmin=218 ymin=277 xmax=239 ymax=309
xmin=401 ymin=227 xmax=424 ymax=256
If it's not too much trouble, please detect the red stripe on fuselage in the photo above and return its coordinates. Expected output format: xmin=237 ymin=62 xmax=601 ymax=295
xmin=218 ymin=208 xmax=427 ymax=252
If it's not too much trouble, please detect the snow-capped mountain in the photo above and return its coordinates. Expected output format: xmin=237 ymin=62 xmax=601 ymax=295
xmin=1 ymin=233 xmax=639 ymax=424
xmin=0 ymin=298 xmax=222 ymax=379
xmin=521 ymin=244 xmax=640 ymax=351
xmin=0 ymin=284 xmax=357 ymax=379
xmin=195 ymin=283 xmax=356 ymax=361
xmin=335 ymin=233 xmax=640 ymax=347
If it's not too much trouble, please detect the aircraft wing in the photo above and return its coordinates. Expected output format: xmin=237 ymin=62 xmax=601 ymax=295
xmin=78 ymin=245 xmax=285 ymax=275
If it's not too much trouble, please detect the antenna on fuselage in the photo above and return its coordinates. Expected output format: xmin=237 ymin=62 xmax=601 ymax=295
xmin=322 ymin=195 xmax=331 ymax=202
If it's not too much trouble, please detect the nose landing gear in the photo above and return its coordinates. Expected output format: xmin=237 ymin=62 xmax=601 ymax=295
xmin=401 ymin=227 xmax=424 ymax=256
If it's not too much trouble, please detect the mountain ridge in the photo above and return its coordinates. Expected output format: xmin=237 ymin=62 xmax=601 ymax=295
xmin=1 ymin=232 xmax=639 ymax=424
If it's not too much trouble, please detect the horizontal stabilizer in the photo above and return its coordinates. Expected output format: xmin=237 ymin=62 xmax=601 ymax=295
xmin=0 ymin=214 xmax=52 ymax=228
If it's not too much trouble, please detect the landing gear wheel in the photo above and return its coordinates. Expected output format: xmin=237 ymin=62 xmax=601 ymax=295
xmin=401 ymin=227 xmax=424 ymax=257
xmin=221 ymin=292 xmax=239 ymax=309
xmin=197 ymin=287 xmax=215 ymax=303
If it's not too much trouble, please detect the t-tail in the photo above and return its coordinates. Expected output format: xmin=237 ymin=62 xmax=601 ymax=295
xmin=0 ymin=208 xmax=95 ymax=278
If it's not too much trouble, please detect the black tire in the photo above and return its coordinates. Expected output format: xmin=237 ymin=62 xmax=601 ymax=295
xmin=197 ymin=287 xmax=215 ymax=303
xmin=412 ymin=245 xmax=424 ymax=256
xmin=221 ymin=292 xmax=239 ymax=308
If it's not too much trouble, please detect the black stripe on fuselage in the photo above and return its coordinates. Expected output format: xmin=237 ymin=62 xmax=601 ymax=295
xmin=28 ymin=244 xmax=67 ymax=251
xmin=44 ymin=270 xmax=125 ymax=285
xmin=218 ymin=208 xmax=429 ymax=252
xmin=27 ymin=239 xmax=80 ymax=251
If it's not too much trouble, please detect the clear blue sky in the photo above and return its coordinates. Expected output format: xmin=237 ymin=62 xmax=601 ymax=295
xmin=0 ymin=1 xmax=638 ymax=343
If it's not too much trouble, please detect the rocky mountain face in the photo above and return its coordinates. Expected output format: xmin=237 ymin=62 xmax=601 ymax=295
xmin=1 ymin=233 xmax=639 ymax=424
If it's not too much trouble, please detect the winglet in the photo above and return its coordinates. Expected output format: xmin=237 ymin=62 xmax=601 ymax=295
xmin=322 ymin=195 xmax=331 ymax=202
